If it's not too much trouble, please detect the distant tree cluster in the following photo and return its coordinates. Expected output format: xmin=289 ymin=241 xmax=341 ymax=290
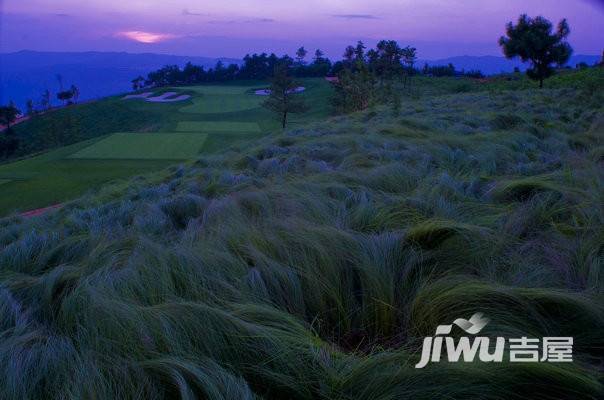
xmin=53 ymin=74 xmax=80 ymax=105
xmin=20 ymin=83 xmax=80 ymax=119
xmin=422 ymin=63 xmax=456 ymax=77
xmin=331 ymin=40 xmax=418 ymax=114
xmin=141 ymin=50 xmax=333 ymax=88
xmin=420 ymin=63 xmax=484 ymax=78
xmin=1 ymin=76 xmax=80 ymax=158
xmin=57 ymin=85 xmax=80 ymax=106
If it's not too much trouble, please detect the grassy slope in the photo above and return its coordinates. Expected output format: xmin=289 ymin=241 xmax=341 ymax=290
xmin=0 ymin=70 xmax=602 ymax=399
xmin=0 ymin=78 xmax=332 ymax=215
xmin=69 ymin=132 xmax=209 ymax=160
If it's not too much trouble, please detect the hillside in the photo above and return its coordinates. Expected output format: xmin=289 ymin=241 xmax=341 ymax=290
xmin=0 ymin=51 xmax=242 ymax=109
xmin=0 ymin=69 xmax=602 ymax=399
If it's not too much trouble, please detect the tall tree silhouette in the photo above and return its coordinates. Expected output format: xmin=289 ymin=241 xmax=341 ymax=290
xmin=0 ymin=103 xmax=20 ymax=131
xmin=262 ymin=64 xmax=308 ymax=129
xmin=295 ymin=47 xmax=308 ymax=66
xmin=70 ymin=85 xmax=80 ymax=103
xmin=354 ymin=41 xmax=366 ymax=63
xmin=499 ymin=15 xmax=572 ymax=88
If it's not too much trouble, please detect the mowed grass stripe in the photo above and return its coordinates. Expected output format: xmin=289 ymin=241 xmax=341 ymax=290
xmin=180 ymin=95 xmax=262 ymax=114
xmin=69 ymin=133 xmax=208 ymax=160
xmin=0 ymin=179 xmax=11 ymax=186
xmin=176 ymin=121 xmax=261 ymax=133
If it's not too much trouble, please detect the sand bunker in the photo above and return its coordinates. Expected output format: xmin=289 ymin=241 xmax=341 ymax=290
xmin=254 ymin=87 xmax=306 ymax=96
xmin=147 ymin=94 xmax=191 ymax=103
xmin=124 ymin=91 xmax=191 ymax=103
xmin=123 ymin=92 xmax=153 ymax=100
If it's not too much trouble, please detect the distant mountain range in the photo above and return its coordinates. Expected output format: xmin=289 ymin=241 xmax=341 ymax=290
xmin=418 ymin=55 xmax=601 ymax=75
xmin=1 ymin=51 xmax=601 ymax=109
xmin=0 ymin=51 xmax=241 ymax=109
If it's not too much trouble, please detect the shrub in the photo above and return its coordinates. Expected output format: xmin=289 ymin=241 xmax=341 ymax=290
xmin=490 ymin=113 xmax=525 ymax=130
xmin=491 ymin=177 xmax=563 ymax=203
xmin=159 ymin=194 xmax=207 ymax=229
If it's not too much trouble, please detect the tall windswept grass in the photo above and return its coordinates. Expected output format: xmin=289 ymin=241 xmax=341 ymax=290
xmin=0 ymin=75 xmax=602 ymax=399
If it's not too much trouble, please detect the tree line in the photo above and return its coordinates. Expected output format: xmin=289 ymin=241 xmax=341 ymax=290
xmin=31 ymin=75 xmax=81 ymax=114
xmin=138 ymin=42 xmax=492 ymax=90
xmin=136 ymin=48 xmax=333 ymax=89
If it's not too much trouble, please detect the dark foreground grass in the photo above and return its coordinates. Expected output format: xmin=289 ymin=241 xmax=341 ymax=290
xmin=0 ymin=71 xmax=602 ymax=399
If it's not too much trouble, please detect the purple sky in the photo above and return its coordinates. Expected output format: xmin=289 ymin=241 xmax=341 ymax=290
xmin=1 ymin=0 xmax=602 ymax=59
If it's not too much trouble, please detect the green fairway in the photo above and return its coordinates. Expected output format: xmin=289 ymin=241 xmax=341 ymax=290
xmin=177 ymin=83 xmax=265 ymax=114
xmin=0 ymin=78 xmax=333 ymax=215
xmin=180 ymin=94 xmax=262 ymax=114
xmin=176 ymin=121 xmax=261 ymax=133
xmin=0 ymin=139 xmax=175 ymax=213
xmin=69 ymin=132 xmax=209 ymax=160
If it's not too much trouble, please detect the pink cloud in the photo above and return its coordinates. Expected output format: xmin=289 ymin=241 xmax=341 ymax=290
xmin=116 ymin=31 xmax=178 ymax=44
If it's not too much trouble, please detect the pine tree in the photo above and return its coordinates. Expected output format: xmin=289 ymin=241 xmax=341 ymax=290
xmin=499 ymin=15 xmax=572 ymax=88
xmin=295 ymin=47 xmax=308 ymax=66
xmin=41 ymin=90 xmax=52 ymax=111
xmin=0 ymin=103 xmax=20 ymax=130
xmin=26 ymin=100 xmax=35 ymax=116
xmin=262 ymin=64 xmax=308 ymax=129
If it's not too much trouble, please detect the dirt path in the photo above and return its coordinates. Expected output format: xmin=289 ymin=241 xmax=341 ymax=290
xmin=20 ymin=204 xmax=62 ymax=218
xmin=0 ymin=116 xmax=31 ymax=132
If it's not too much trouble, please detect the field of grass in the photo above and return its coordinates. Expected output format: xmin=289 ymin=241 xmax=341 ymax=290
xmin=69 ymin=132 xmax=209 ymax=160
xmin=0 ymin=78 xmax=333 ymax=215
xmin=0 ymin=69 xmax=601 ymax=399
xmin=176 ymin=121 xmax=261 ymax=133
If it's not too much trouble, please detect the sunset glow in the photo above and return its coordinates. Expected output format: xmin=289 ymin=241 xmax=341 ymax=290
xmin=116 ymin=31 xmax=177 ymax=44
xmin=1 ymin=0 xmax=602 ymax=58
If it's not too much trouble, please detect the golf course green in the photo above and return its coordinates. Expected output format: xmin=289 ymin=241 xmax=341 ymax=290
xmin=0 ymin=78 xmax=333 ymax=215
